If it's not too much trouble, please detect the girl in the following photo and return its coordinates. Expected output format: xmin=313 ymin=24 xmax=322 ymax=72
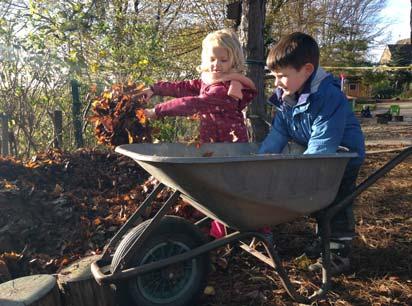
xmin=140 ymin=29 xmax=257 ymax=144
xmin=139 ymin=29 xmax=257 ymax=240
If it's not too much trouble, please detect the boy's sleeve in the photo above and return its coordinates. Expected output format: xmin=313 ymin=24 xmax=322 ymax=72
xmin=258 ymin=112 xmax=289 ymax=154
xmin=155 ymin=95 xmax=240 ymax=118
xmin=305 ymin=91 xmax=346 ymax=154
xmin=152 ymin=80 xmax=201 ymax=97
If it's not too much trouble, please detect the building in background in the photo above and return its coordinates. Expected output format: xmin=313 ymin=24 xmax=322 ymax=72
xmin=379 ymin=39 xmax=412 ymax=66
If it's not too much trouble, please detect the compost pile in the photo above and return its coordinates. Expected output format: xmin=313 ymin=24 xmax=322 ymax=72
xmin=0 ymin=132 xmax=411 ymax=305
xmin=89 ymin=83 xmax=152 ymax=147
xmin=0 ymin=148 xmax=199 ymax=281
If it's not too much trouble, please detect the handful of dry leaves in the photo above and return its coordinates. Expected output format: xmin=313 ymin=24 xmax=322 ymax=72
xmin=89 ymin=83 xmax=152 ymax=147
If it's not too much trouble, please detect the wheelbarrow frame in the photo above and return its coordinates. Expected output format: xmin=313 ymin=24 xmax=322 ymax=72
xmin=91 ymin=146 xmax=412 ymax=304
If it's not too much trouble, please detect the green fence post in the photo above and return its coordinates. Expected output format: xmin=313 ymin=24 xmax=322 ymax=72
xmin=71 ymin=80 xmax=84 ymax=148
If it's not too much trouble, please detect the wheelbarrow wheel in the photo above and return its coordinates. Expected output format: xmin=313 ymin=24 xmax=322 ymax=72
xmin=111 ymin=215 xmax=209 ymax=306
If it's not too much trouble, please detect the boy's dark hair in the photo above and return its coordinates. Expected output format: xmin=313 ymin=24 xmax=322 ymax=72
xmin=266 ymin=32 xmax=319 ymax=71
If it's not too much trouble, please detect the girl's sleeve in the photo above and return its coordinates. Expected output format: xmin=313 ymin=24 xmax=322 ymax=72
xmin=155 ymin=95 xmax=239 ymax=118
xmin=258 ymin=112 xmax=289 ymax=154
xmin=152 ymin=80 xmax=201 ymax=97
xmin=239 ymin=87 xmax=257 ymax=109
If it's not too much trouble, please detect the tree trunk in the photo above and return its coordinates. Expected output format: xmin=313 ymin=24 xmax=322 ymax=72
xmin=239 ymin=0 xmax=268 ymax=142
xmin=1 ymin=114 xmax=9 ymax=156
xmin=53 ymin=110 xmax=63 ymax=148
xmin=71 ymin=80 xmax=84 ymax=148
xmin=0 ymin=274 xmax=62 ymax=306
xmin=57 ymin=255 xmax=117 ymax=306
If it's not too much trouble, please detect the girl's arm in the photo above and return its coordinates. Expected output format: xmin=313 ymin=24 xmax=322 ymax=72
xmin=239 ymin=87 xmax=257 ymax=109
xmin=152 ymin=80 xmax=202 ymax=98
xmin=154 ymin=95 xmax=240 ymax=118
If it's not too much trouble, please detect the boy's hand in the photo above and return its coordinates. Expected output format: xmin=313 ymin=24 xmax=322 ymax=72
xmin=137 ymin=87 xmax=154 ymax=102
xmin=144 ymin=108 xmax=156 ymax=119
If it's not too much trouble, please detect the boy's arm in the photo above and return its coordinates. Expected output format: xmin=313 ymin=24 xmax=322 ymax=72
xmin=154 ymin=95 xmax=241 ymax=118
xmin=305 ymin=93 xmax=346 ymax=154
xmin=152 ymin=80 xmax=201 ymax=98
xmin=258 ymin=113 xmax=289 ymax=154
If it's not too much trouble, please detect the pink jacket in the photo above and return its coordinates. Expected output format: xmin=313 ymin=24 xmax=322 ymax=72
xmin=152 ymin=73 xmax=257 ymax=143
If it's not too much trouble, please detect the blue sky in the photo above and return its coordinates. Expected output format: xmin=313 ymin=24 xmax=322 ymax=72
xmin=370 ymin=0 xmax=411 ymax=61
xmin=381 ymin=0 xmax=410 ymax=42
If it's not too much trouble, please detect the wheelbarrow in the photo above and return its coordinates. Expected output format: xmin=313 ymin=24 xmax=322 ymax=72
xmin=91 ymin=142 xmax=412 ymax=305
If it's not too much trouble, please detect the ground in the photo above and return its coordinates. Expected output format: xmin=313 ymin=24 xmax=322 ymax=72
xmin=0 ymin=101 xmax=411 ymax=305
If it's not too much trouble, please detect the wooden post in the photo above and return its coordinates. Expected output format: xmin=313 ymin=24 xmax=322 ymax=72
xmin=239 ymin=0 xmax=268 ymax=142
xmin=57 ymin=255 xmax=117 ymax=306
xmin=1 ymin=113 xmax=9 ymax=156
xmin=71 ymin=80 xmax=84 ymax=148
xmin=53 ymin=110 xmax=63 ymax=148
xmin=0 ymin=274 xmax=63 ymax=306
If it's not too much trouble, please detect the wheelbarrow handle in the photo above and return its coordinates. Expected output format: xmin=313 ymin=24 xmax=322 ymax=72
xmin=326 ymin=146 xmax=412 ymax=221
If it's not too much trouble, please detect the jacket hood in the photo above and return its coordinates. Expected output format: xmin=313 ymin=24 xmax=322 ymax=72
xmin=268 ymin=67 xmax=333 ymax=108
xmin=309 ymin=67 xmax=329 ymax=93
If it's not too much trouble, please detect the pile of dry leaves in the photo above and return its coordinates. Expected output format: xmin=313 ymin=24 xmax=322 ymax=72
xmin=0 ymin=148 xmax=199 ymax=281
xmin=89 ymin=83 xmax=152 ymax=147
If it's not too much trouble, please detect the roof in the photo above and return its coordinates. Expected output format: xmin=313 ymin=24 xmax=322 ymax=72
xmin=380 ymin=44 xmax=412 ymax=66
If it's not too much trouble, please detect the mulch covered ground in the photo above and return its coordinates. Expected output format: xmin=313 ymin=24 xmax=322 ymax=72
xmin=0 ymin=121 xmax=411 ymax=305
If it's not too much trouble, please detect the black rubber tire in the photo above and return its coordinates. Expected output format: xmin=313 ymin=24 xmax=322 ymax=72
xmin=111 ymin=215 xmax=209 ymax=306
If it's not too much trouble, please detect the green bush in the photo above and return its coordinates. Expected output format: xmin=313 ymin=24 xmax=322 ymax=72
xmin=355 ymin=98 xmax=369 ymax=104
xmin=398 ymin=89 xmax=412 ymax=99
xmin=151 ymin=117 xmax=199 ymax=143
xmin=371 ymin=80 xmax=398 ymax=99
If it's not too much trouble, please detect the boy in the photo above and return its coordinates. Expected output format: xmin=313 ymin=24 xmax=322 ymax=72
xmin=259 ymin=32 xmax=365 ymax=274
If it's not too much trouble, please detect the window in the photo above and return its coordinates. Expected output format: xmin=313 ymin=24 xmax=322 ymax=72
xmin=349 ymin=84 xmax=357 ymax=91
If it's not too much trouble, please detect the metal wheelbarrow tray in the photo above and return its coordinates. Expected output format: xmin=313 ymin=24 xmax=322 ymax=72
xmin=91 ymin=143 xmax=412 ymax=305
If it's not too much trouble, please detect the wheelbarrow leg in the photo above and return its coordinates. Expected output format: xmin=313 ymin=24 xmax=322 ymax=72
xmin=325 ymin=146 xmax=412 ymax=222
xmin=101 ymin=183 xmax=165 ymax=260
xmin=311 ymin=146 xmax=412 ymax=300
xmin=111 ymin=189 xmax=181 ymax=273
xmin=239 ymin=232 xmax=334 ymax=304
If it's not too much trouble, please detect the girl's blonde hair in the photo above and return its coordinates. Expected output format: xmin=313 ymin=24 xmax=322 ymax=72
xmin=197 ymin=29 xmax=246 ymax=73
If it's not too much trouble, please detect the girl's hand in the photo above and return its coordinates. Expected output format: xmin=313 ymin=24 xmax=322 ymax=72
xmin=138 ymin=87 xmax=154 ymax=102
xmin=144 ymin=108 xmax=156 ymax=119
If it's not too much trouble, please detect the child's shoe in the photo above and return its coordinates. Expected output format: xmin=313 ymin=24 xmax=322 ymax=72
xmin=308 ymin=240 xmax=352 ymax=275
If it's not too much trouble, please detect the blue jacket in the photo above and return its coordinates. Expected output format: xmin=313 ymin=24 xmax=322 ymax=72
xmin=259 ymin=68 xmax=365 ymax=167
